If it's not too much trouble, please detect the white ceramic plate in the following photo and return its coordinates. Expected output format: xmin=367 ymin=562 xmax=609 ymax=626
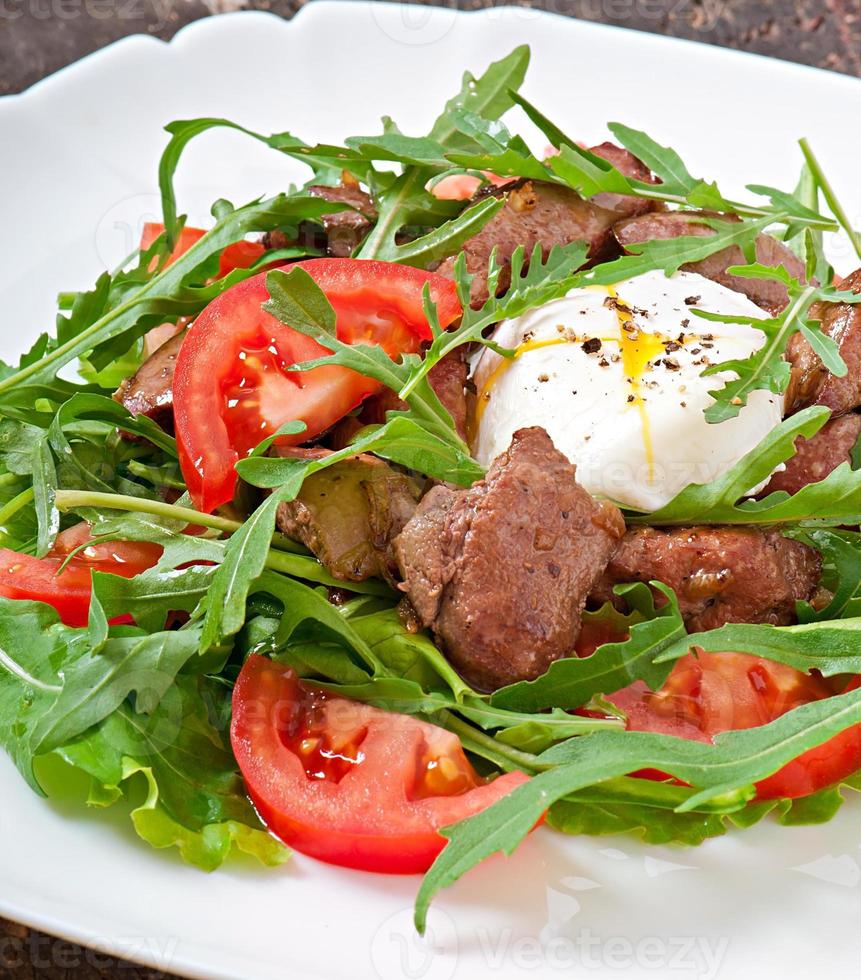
xmin=2 ymin=5 xmax=861 ymax=978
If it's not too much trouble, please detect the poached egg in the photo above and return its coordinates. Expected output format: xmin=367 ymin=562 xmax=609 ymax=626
xmin=470 ymin=269 xmax=782 ymax=511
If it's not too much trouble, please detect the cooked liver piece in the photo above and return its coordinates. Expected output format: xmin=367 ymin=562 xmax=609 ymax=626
xmin=590 ymin=526 xmax=821 ymax=632
xmin=306 ymin=182 xmax=377 ymax=257
xmin=760 ymin=413 xmax=861 ymax=496
xmin=437 ymin=181 xmax=621 ymax=308
xmin=786 ymin=268 xmax=861 ymax=416
xmin=114 ymin=330 xmax=185 ymax=430
xmin=276 ymin=454 xmax=421 ymax=584
xmin=394 ymin=426 xmax=625 ymax=691
xmin=588 ymin=141 xmax=661 ymax=219
xmin=613 ymin=211 xmax=806 ymax=315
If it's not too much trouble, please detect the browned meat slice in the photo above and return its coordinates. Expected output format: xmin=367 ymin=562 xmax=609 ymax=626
xmin=276 ymin=455 xmax=420 ymax=583
xmin=613 ymin=211 xmax=806 ymax=315
xmin=362 ymin=349 xmax=469 ymax=440
xmin=589 ymin=526 xmax=821 ymax=632
xmin=785 ymin=268 xmax=861 ymax=416
xmin=114 ymin=330 xmax=185 ymax=430
xmin=307 ymin=182 xmax=376 ymax=257
xmin=264 ymin=181 xmax=376 ymax=257
xmin=394 ymin=427 xmax=625 ymax=690
xmin=588 ymin=141 xmax=661 ymax=219
xmin=760 ymin=413 xmax=861 ymax=496
xmin=437 ymin=181 xmax=620 ymax=308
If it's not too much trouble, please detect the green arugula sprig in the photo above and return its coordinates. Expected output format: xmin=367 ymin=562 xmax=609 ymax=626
xmin=633 ymin=406 xmax=861 ymax=526
xmin=414 ymin=683 xmax=861 ymax=930
xmin=688 ymin=263 xmax=861 ymax=423
xmin=0 ymin=195 xmax=338 ymax=397
xmin=442 ymin=106 xmax=836 ymax=231
xmin=355 ymin=47 xmax=530 ymax=262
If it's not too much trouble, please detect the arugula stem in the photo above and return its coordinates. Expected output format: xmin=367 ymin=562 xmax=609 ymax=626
xmin=53 ymin=489 xmax=394 ymax=596
xmin=800 ymin=138 xmax=861 ymax=261
xmin=0 ymin=472 xmax=22 ymax=489
xmin=441 ymin=711 xmax=550 ymax=773
xmin=53 ymin=489 xmax=304 ymax=553
xmin=459 ymin=696 xmax=625 ymax=735
xmin=127 ymin=461 xmax=186 ymax=491
xmin=0 ymin=487 xmax=35 ymax=527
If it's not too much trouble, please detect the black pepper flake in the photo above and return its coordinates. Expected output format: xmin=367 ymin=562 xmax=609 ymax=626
xmin=680 ymin=400 xmax=687 ymax=408
xmin=598 ymin=357 xmax=610 ymax=367
xmin=684 ymin=295 xmax=701 ymax=305
xmin=703 ymin=333 xmax=715 ymax=341
xmin=581 ymin=337 xmax=602 ymax=354
xmin=691 ymin=347 xmax=702 ymax=355
xmin=663 ymin=357 xmax=681 ymax=371
xmin=701 ymin=341 xmax=715 ymax=349
xmin=537 ymin=373 xmax=549 ymax=382
xmin=665 ymin=340 xmax=681 ymax=353
xmin=680 ymin=319 xmax=690 ymax=330
xmin=627 ymin=394 xmax=635 ymax=403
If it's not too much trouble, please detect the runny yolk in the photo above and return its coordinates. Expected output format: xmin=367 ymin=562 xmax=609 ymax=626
xmin=606 ymin=285 xmax=666 ymax=484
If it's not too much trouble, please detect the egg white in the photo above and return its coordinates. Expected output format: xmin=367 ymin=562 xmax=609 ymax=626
xmin=470 ymin=269 xmax=782 ymax=511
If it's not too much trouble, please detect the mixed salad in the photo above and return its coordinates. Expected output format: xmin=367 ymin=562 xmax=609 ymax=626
xmin=4 ymin=46 xmax=861 ymax=931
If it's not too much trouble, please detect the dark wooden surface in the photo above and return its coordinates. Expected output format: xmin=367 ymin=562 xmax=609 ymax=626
xmin=2 ymin=0 xmax=861 ymax=95
xmin=1 ymin=0 xmax=860 ymax=975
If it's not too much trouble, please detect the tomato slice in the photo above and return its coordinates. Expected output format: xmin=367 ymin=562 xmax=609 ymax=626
xmin=174 ymin=258 xmax=461 ymax=512
xmin=0 ymin=523 xmax=162 ymax=627
xmin=231 ymin=655 xmax=529 ymax=873
xmin=608 ymin=650 xmax=861 ymax=799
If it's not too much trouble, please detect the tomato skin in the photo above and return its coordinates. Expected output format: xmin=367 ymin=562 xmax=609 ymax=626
xmin=0 ymin=524 xmax=162 ymax=627
xmin=609 ymin=651 xmax=861 ymax=799
xmin=140 ymin=223 xmax=206 ymax=267
xmin=174 ymin=258 xmax=461 ymax=513
xmin=755 ymin=676 xmax=861 ymax=799
xmin=217 ymin=240 xmax=266 ymax=277
xmin=231 ymin=655 xmax=529 ymax=874
xmin=140 ymin=223 xmax=266 ymax=277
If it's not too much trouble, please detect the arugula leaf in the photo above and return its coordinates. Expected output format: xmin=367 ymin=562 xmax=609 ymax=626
xmin=57 ymin=676 xmax=287 ymax=871
xmin=400 ymin=241 xmax=589 ymax=402
xmin=689 ymin=265 xmax=847 ymax=423
xmin=0 ymin=600 xmax=83 ymax=790
xmin=796 ymin=529 xmax=861 ymax=622
xmin=238 ymin=415 xmax=483 ymax=492
xmin=199 ymin=492 xmax=286 ymax=650
xmin=30 ymin=627 xmax=204 ymax=758
xmin=548 ymin=776 xmax=750 ymax=847
xmin=356 ymin=46 xmax=529 ymax=261
xmin=634 ymin=406 xmax=861 ymax=527
xmin=654 ymin=615 xmax=861 ymax=676
xmin=0 ymin=194 xmax=340 ymax=396
xmin=489 ymin=584 xmax=683 ymax=712
xmin=415 ymin=684 xmax=861 ymax=930
xmin=799 ymin=137 xmax=861 ymax=262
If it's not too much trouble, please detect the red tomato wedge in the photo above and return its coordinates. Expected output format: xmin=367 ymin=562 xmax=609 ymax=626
xmin=607 ymin=649 xmax=861 ymax=799
xmin=174 ymin=258 xmax=461 ymax=512
xmin=0 ymin=523 xmax=162 ymax=627
xmin=231 ymin=655 xmax=529 ymax=873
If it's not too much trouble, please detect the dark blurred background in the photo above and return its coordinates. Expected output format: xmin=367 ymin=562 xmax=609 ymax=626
xmin=1 ymin=0 xmax=860 ymax=96
xmin=1 ymin=0 xmax=860 ymax=975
